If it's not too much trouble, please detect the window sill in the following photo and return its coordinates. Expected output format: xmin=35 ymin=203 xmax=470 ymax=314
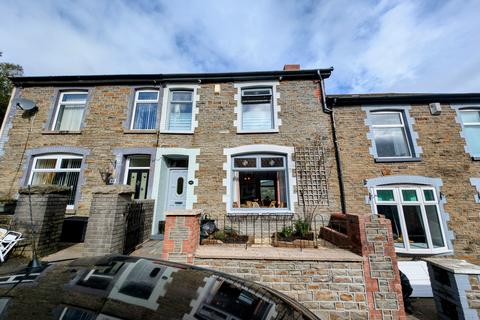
xmin=228 ymin=211 xmax=293 ymax=216
xmin=160 ymin=130 xmax=194 ymax=135
xmin=42 ymin=130 xmax=82 ymax=135
xmin=236 ymin=129 xmax=279 ymax=134
xmin=123 ymin=129 xmax=158 ymax=134
xmin=374 ymin=157 xmax=422 ymax=163
xmin=395 ymin=248 xmax=452 ymax=255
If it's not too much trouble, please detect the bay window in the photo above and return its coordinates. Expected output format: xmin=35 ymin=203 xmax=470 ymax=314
xmin=52 ymin=91 xmax=88 ymax=131
xmin=28 ymin=154 xmax=83 ymax=209
xmin=131 ymin=90 xmax=159 ymax=130
xmin=373 ymin=186 xmax=448 ymax=254
xmin=230 ymin=154 xmax=289 ymax=212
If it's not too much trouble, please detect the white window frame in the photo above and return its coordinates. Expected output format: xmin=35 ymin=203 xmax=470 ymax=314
xmin=372 ymin=185 xmax=449 ymax=254
xmin=370 ymin=111 xmax=412 ymax=159
xmin=459 ymin=109 xmax=480 ymax=158
xmin=123 ymin=155 xmax=151 ymax=184
xmin=130 ymin=89 xmax=160 ymax=130
xmin=229 ymin=153 xmax=291 ymax=214
xmin=160 ymin=84 xmax=199 ymax=134
xmin=28 ymin=154 xmax=83 ymax=210
xmin=51 ymin=91 xmax=88 ymax=131
xmin=234 ymin=82 xmax=281 ymax=134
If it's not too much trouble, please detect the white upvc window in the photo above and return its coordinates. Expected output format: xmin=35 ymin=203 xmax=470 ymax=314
xmin=372 ymin=185 xmax=449 ymax=254
xmin=234 ymin=82 xmax=280 ymax=133
xmin=160 ymin=85 xmax=199 ymax=134
xmin=459 ymin=109 xmax=480 ymax=158
xmin=52 ymin=91 xmax=88 ymax=131
xmin=370 ymin=111 xmax=412 ymax=158
xmin=230 ymin=154 xmax=290 ymax=213
xmin=28 ymin=154 xmax=83 ymax=209
xmin=124 ymin=155 xmax=151 ymax=200
xmin=131 ymin=90 xmax=159 ymax=130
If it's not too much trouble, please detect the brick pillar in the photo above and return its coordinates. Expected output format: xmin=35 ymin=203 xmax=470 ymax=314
xmin=162 ymin=209 xmax=203 ymax=264
xmin=320 ymin=214 xmax=406 ymax=319
xmin=83 ymin=185 xmax=133 ymax=256
xmin=13 ymin=185 xmax=69 ymax=256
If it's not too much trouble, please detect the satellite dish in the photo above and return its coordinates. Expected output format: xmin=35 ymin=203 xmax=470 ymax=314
xmin=12 ymin=98 xmax=36 ymax=111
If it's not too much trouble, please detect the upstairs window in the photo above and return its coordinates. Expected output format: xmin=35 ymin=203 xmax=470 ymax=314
xmin=240 ymin=88 xmax=274 ymax=131
xmin=52 ymin=92 xmax=88 ymax=131
xmin=164 ymin=90 xmax=194 ymax=132
xmin=373 ymin=186 xmax=448 ymax=254
xmin=231 ymin=154 xmax=289 ymax=212
xmin=370 ymin=111 xmax=412 ymax=158
xmin=459 ymin=109 xmax=480 ymax=158
xmin=131 ymin=90 xmax=159 ymax=130
xmin=28 ymin=154 xmax=83 ymax=209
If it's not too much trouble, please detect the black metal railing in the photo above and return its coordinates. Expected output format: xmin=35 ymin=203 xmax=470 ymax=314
xmin=201 ymin=213 xmax=331 ymax=250
xmin=123 ymin=202 xmax=145 ymax=254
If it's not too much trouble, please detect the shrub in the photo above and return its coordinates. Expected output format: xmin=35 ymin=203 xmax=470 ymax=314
xmin=279 ymin=225 xmax=294 ymax=239
xmin=294 ymin=219 xmax=310 ymax=238
xmin=213 ymin=230 xmax=226 ymax=241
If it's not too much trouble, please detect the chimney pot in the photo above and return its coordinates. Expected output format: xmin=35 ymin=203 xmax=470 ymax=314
xmin=283 ymin=64 xmax=301 ymax=71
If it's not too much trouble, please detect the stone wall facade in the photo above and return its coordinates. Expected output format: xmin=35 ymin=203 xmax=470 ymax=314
xmin=0 ymin=80 xmax=340 ymax=221
xmin=194 ymin=257 xmax=368 ymax=319
xmin=12 ymin=185 xmax=69 ymax=256
xmin=333 ymin=104 xmax=480 ymax=263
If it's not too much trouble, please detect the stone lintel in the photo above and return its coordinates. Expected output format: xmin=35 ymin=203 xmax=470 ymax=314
xmin=424 ymin=258 xmax=480 ymax=275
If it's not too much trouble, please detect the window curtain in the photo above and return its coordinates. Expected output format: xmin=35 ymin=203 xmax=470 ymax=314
xmin=133 ymin=103 xmax=157 ymax=129
xmin=168 ymin=103 xmax=192 ymax=131
xmin=373 ymin=127 xmax=410 ymax=157
xmin=242 ymin=103 xmax=273 ymax=131
xmin=56 ymin=105 xmax=84 ymax=131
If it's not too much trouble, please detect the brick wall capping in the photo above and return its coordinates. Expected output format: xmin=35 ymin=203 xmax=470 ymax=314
xmin=165 ymin=208 xmax=204 ymax=217
xmin=18 ymin=185 xmax=70 ymax=195
xmin=195 ymin=245 xmax=363 ymax=262
xmin=90 ymin=185 xmax=134 ymax=195
xmin=424 ymin=258 xmax=480 ymax=275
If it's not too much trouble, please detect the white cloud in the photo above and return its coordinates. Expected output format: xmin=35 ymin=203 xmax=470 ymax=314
xmin=0 ymin=0 xmax=479 ymax=93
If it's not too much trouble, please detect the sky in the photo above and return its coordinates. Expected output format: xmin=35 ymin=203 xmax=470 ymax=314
xmin=0 ymin=0 xmax=479 ymax=94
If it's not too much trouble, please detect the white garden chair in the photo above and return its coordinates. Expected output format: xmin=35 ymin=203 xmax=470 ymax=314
xmin=0 ymin=228 xmax=23 ymax=262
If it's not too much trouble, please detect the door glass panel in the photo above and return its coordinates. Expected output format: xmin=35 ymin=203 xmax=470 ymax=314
xmin=377 ymin=205 xmax=405 ymax=248
xmin=129 ymin=157 xmax=150 ymax=168
xmin=377 ymin=189 xmax=394 ymax=202
xmin=426 ymin=205 xmax=445 ymax=248
xmin=176 ymin=177 xmax=184 ymax=195
xmin=403 ymin=205 xmax=428 ymax=249
xmin=402 ymin=189 xmax=418 ymax=202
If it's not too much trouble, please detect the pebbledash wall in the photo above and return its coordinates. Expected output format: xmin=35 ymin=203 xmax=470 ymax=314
xmin=0 ymin=74 xmax=341 ymax=226
xmin=331 ymin=98 xmax=480 ymax=263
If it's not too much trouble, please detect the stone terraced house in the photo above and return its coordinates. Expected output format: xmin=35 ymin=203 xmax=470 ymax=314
xmin=1 ymin=65 xmax=480 ymax=302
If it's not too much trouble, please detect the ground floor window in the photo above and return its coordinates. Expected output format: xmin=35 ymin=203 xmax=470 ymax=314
xmin=124 ymin=155 xmax=150 ymax=200
xmin=231 ymin=154 xmax=288 ymax=211
xmin=373 ymin=185 xmax=448 ymax=253
xmin=28 ymin=154 xmax=83 ymax=209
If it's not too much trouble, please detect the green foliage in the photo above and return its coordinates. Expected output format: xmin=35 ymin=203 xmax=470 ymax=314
xmin=294 ymin=219 xmax=310 ymax=238
xmin=0 ymin=52 xmax=23 ymax=124
xmin=279 ymin=225 xmax=294 ymax=238
xmin=212 ymin=230 xmax=226 ymax=241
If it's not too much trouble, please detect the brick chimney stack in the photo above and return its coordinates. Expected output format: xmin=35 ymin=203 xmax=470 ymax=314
xmin=283 ymin=64 xmax=301 ymax=71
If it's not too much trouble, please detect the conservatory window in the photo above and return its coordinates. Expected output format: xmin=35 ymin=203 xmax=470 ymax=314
xmin=373 ymin=186 xmax=448 ymax=253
